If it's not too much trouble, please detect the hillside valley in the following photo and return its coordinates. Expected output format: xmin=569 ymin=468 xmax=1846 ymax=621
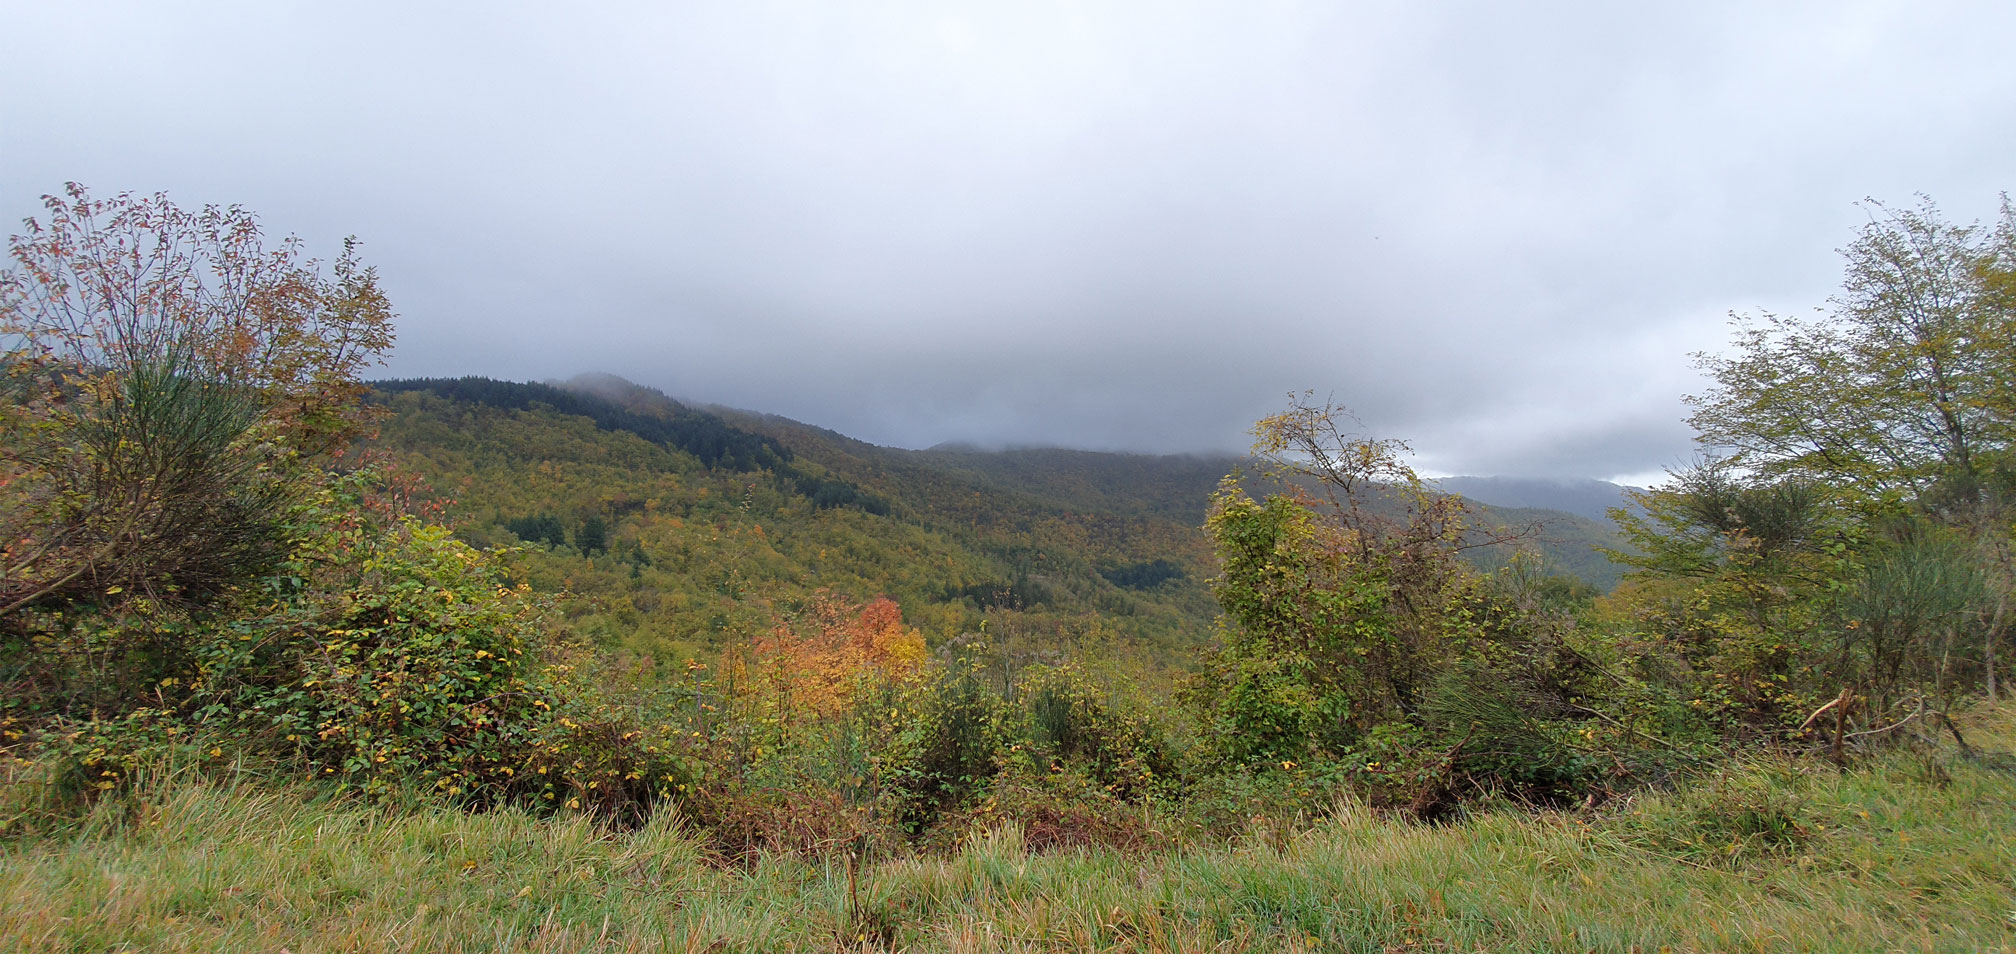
xmin=364 ymin=374 xmax=1627 ymax=675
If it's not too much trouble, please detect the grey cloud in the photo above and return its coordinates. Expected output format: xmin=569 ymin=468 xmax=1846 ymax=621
xmin=3 ymin=0 xmax=2011 ymax=479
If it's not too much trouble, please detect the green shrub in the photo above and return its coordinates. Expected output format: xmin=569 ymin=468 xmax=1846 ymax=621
xmin=1186 ymin=647 xmax=1329 ymax=767
xmin=884 ymin=653 xmax=1008 ymax=832
xmin=192 ymin=485 xmax=543 ymax=798
xmin=1163 ymin=764 xmax=1337 ymax=844
xmin=1013 ymin=664 xmax=1176 ymax=802
xmin=179 ymin=473 xmax=689 ymax=819
xmin=28 ymin=709 xmax=193 ymax=810
xmin=1417 ymin=661 xmax=1593 ymax=799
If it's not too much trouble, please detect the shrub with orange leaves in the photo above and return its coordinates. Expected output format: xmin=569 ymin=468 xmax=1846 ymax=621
xmin=743 ymin=593 xmax=927 ymax=717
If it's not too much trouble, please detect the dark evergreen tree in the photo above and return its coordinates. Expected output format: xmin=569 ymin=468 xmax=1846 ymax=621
xmin=575 ymin=516 xmax=609 ymax=555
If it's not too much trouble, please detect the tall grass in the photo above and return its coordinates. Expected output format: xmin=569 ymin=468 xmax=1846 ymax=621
xmin=3 ymin=707 xmax=2013 ymax=953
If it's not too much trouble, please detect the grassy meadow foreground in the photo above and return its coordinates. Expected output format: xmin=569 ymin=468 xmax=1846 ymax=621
xmin=3 ymin=705 xmax=2013 ymax=953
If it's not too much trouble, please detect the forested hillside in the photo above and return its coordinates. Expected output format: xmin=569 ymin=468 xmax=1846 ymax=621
xmin=364 ymin=379 xmax=1223 ymax=671
xmin=714 ymin=402 xmax=1629 ymax=588
xmin=362 ymin=374 xmax=1624 ymax=672
xmin=1432 ymin=475 xmax=1643 ymax=523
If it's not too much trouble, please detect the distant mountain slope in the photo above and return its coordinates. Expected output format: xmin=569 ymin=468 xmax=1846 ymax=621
xmin=1432 ymin=476 xmax=1642 ymax=523
xmin=1456 ymin=505 xmax=1626 ymax=591
xmin=374 ymin=377 xmax=889 ymax=513
xmin=375 ymin=377 xmax=793 ymax=472
xmin=906 ymin=446 xmax=1242 ymax=522
xmin=362 ymin=375 xmax=1632 ymax=672
xmin=363 ymin=377 xmax=1223 ymax=671
xmin=695 ymin=383 xmax=1627 ymax=589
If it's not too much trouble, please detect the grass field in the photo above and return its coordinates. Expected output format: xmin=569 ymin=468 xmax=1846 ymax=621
xmin=3 ymin=707 xmax=2013 ymax=954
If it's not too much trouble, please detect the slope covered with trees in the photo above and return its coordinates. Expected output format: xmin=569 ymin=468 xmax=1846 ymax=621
xmin=1432 ymin=475 xmax=1643 ymax=522
xmin=359 ymin=372 xmax=1628 ymax=672
xmin=360 ymin=381 xmax=1224 ymax=670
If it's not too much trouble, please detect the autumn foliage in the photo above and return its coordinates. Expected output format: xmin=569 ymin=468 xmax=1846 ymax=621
xmin=3 ymin=184 xmax=395 ymax=451
xmin=2 ymin=184 xmax=395 ymax=618
xmin=744 ymin=593 xmax=927 ymax=716
xmin=1 ymin=186 xmax=684 ymax=824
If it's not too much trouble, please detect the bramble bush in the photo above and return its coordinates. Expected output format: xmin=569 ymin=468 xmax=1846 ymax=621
xmin=187 ymin=473 xmax=689 ymax=817
xmin=1011 ymin=663 xmax=1176 ymax=802
xmin=1 ymin=468 xmax=693 ymax=824
xmin=192 ymin=476 xmax=550 ymax=799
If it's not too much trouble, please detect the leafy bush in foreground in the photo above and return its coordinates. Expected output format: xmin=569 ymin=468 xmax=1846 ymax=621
xmin=2 ymin=469 xmax=692 ymax=825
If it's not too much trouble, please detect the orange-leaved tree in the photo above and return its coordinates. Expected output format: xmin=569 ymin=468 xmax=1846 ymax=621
xmin=743 ymin=593 xmax=928 ymax=718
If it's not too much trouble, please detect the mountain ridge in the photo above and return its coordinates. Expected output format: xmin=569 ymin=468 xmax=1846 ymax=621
xmin=360 ymin=374 xmax=1628 ymax=671
xmin=1431 ymin=474 xmax=1645 ymax=523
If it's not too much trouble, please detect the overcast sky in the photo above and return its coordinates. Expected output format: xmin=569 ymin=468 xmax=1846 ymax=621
xmin=4 ymin=2 xmax=2011 ymax=482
